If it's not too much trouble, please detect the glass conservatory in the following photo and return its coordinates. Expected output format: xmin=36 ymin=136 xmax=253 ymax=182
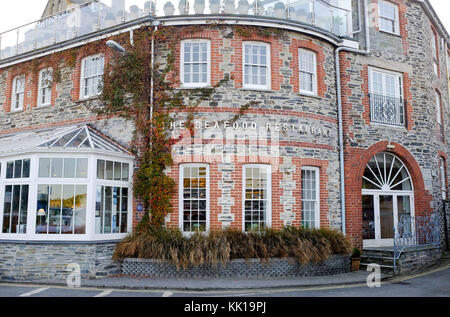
xmin=0 ymin=125 xmax=134 ymax=241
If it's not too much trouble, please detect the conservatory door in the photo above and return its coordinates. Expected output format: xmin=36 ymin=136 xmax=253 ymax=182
xmin=362 ymin=152 xmax=415 ymax=248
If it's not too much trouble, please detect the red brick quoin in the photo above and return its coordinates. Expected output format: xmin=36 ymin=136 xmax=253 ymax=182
xmin=344 ymin=141 xmax=432 ymax=249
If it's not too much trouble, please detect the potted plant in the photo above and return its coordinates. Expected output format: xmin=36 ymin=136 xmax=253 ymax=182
xmin=351 ymin=248 xmax=361 ymax=271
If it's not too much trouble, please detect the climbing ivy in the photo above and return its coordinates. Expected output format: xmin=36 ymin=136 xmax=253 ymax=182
xmin=98 ymin=25 xmax=256 ymax=231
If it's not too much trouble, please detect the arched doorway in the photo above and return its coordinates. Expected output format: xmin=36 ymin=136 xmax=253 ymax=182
xmin=362 ymin=152 xmax=414 ymax=247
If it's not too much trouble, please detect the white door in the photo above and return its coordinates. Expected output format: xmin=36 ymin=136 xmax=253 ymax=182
xmin=362 ymin=153 xmax=415 ymax=248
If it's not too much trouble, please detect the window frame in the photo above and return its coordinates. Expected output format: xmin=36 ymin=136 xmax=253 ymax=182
xmin=11 ymin=74 xmax=26 ymax=112
xmin=298 ymin=48 xmax=317 ymax=96
xmin=242 ymin=41 xmax=271 ymax=90
xmin=37 ymin=68 xmax=53 ymax=108
xmin=80 ymin=54 xmax=105 ymax=100
xmin=440 ymin=157 xmax=447 ymax=201
xmin=94 ymin=156 xmax=132 ymax=237
xmin=301 ymin=166 xmax=320 ymax=229
xmin=180 ymin=39 xmax=211 ymax=89
xmin=368 ymin=67 xmax=405 ymax=127
xmin=378 ymin=0 xmax=400 ymax=35
xmin=242 ymin=164 xmax=272 ymax=232
xmin=0 ymin=158 xmax=32 ymax=236
xmin=431 ymin=28 xmax=440 ymax=76
xmin=178 ymin=163 xmax=210 ymax=234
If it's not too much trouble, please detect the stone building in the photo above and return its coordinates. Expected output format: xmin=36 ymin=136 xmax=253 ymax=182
xmin=0 ymin=0 xmax=448 ymax=280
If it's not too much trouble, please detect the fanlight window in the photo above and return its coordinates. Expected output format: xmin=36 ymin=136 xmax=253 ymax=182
xmin=363 ymin=153 xmax=412 ymax=191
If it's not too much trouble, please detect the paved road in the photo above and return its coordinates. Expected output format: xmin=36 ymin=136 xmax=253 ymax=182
xmin=0 ymin=264 xmax=449 ymax=297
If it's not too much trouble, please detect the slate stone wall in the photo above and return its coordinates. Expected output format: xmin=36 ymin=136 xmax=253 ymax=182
xmin=0 ymin=241 xmax=119 ymax=282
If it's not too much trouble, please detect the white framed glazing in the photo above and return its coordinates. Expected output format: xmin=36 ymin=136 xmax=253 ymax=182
xmin=37 ymin=67 xmax=53 ymax=107
xmin=11 ymin=74 xmax=25 ymax=112
xmin=80 ymin=53 xmax=105 ymax=100
xmin=242 ymin=41 xmax=271 ymax=90
xmin=242 ymin=164 xmax=272 ymax=232
xmin=178 ymin=163 xmax=210 ymax=234
xmin=180 ymin=39 xmax=211 ymax=89
xmin=301 ymin=166 xmax=320 ymax=229
xmin=362 ymin=152 xmax=415 ymax=248
xmin=298 ymin=48 xmax=317 ymax=96
xmin=378 ymin=0 xmax=400 ymax=35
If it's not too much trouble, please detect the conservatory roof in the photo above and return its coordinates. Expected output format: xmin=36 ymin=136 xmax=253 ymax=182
xmin=0 ymin=125 xmax=132 ymax=157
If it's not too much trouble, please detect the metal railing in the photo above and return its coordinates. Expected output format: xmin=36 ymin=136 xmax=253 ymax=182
xmin=369 ymin=93 xmax=406 ymax=127
xmin=0 ymin=0 xmax=352 ymax=61
xmin=393 ymin=213 xmax=440 ymax=273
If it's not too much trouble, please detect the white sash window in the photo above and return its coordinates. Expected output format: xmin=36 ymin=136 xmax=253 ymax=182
xmin=301 ymin=167 xmax=320 ymax=229
xmin=80 ymin=54 xmax=104 ymax=99
xmin=243 ymin=165 xmax=271 ymax=231
xmin=299 ymin=49 xmax=317 ymax=95
xmin=379 ymin=0 xmax=399 ymax=35
xmin=243 ymin=42 xmax=270 ymax=90
xmin=11 ymin=75 xmax=25 ymax=112
xmin=38 ymin=68 xmax=53 ymax=107
xmin=181 ymin=40 xmax=210 ymax=88
xmin=179 ymin=164 xmax=209 ymax=233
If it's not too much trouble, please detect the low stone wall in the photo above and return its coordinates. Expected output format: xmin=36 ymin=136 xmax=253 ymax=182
xmin=121 ymin=255 xmax=351 ymax=278
xmin=0 ymin=241 xmax=120 ymax=282
xmin=397 ymin=245 xmax=441 ymax=274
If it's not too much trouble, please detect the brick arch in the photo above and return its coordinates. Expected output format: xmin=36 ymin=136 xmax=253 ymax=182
xmin=345 ymin=141 xmax=432 ymax=248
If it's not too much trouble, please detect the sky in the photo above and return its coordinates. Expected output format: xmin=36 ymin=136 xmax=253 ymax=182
xmin=0 ymin=0 xmax=449 ymax=34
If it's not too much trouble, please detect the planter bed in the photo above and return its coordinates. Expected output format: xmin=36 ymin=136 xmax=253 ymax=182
xmin=120 ymin=255 xmax=351 ymax=278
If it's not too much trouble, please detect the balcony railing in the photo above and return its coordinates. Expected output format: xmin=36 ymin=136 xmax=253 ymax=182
xmin=369 ymin=93 xmax=406 ymax=127
xmin=0 ymin=0 xmax=352 ymax=61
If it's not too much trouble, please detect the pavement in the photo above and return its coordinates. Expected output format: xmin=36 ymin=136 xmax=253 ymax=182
xmin=0 ymin=262 xmax=449 ymax=297
xmin=1 ymin=259 xmax=449 ymax=293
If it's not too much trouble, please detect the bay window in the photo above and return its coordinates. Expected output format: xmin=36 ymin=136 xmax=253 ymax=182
xmin=243 ymin=165 xmax=271 ymax=231
xmin=0 ymin=125 xmax=133 ymax=241
xmin=179 ymin=164 xmax=209 ymax=233
xmin=243 ymin=42 xmax=270 ymax=90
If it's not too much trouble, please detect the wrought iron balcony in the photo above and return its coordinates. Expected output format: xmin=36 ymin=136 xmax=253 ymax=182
xmin=369 ymin=93 xmax=406 ymax=127
xmin=0 ymin=0 xmax=352 ymax=61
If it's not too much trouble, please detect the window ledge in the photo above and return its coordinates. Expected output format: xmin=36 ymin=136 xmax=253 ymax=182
xmin=298 ymin=92 xmax=322 ymax=100
xmin=379 ymin=30 xmax=402 ymax=38
xmin=35 ymin=104 xmax=52 ymax=110
xmin=76 ymin=96 xmax=101 ymax=103
xmin=240 ymin=88 xmax=274 ymax=93
xmin=370 ymin=122 xmax=407 ymax=131
xmin=7 ymin=109 xmax=24 ymax=115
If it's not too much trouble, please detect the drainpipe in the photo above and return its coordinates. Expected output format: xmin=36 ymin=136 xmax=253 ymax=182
xmin=336 ymin=0 xmax=371 ymax=235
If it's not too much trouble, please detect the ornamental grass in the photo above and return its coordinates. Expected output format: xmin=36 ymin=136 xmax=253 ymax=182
xmin=113 ymin=226 xmax=352 ymax=270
